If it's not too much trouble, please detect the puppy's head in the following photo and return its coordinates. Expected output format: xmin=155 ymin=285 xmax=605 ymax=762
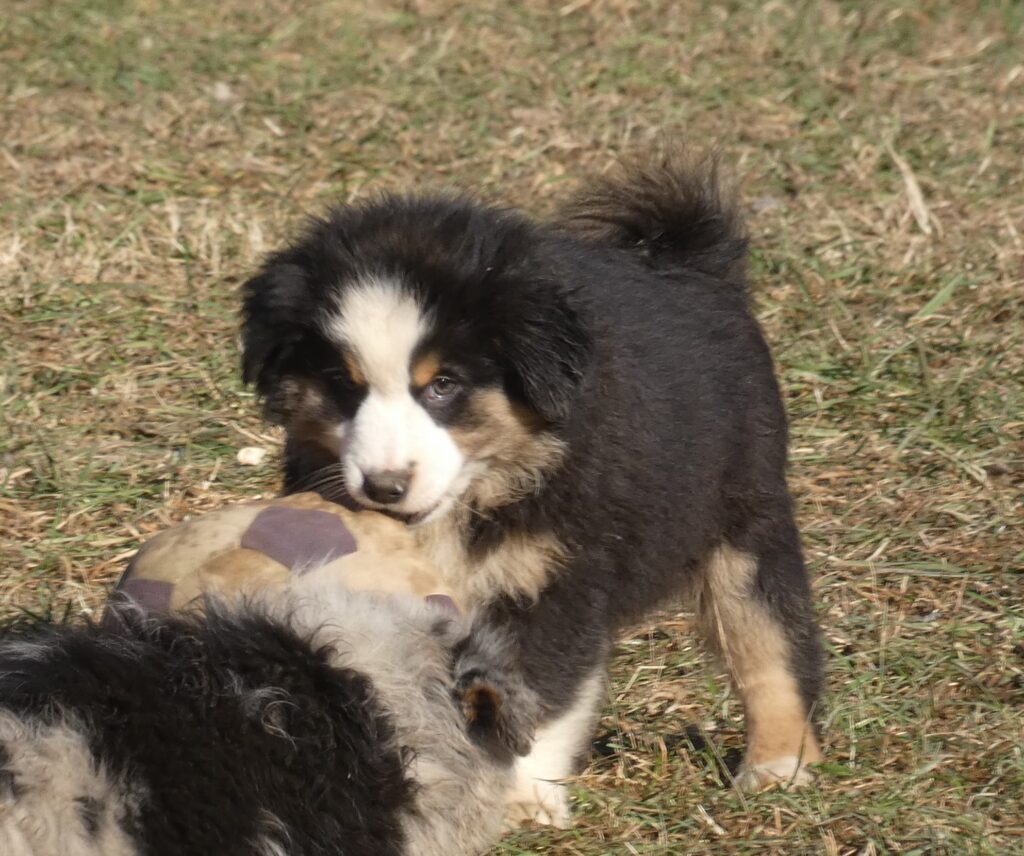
xmin=242 ymin=195 xmax=592 ymax=522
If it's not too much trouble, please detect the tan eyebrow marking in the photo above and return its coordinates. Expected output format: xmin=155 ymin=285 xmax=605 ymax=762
xmin=342 ymin=351 xmax=366 ymax=386
xmin=410 ymin=351 xmax=442 ymax=388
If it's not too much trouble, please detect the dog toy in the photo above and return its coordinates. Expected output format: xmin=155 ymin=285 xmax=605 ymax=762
xmin=106 ymin=491 xmax=452 ymax=621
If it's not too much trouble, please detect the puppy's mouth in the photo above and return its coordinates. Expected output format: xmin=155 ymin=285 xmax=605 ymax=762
xmin=344 ymin=493 xmax=446 ymax=526
xmin=343 ymin=469 xmax=457 ymax=526
xmin=383 ymin=503 xmax=442 ymax=527
xmin=321 ymin=487 xmax=438 ymax=525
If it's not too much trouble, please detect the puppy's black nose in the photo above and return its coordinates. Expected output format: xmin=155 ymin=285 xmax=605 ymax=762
xmin=362 ymin=470 xmax=411 ymax=505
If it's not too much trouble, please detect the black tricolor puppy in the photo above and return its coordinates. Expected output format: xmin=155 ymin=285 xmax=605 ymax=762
xmin=241 ymin=150 xmax=825 ymax=824
xmin=0 ymin=584 xmax=536 ymax=855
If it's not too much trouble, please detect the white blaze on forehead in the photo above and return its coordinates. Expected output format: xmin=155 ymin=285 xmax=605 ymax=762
xmin=324 ymin=278 xmax=430 ymax=394
xmin=321 ymin=277 xmax=463 ymax=517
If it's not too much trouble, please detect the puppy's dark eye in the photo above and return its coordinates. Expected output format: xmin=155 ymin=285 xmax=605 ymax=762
xmin=322 ymin=367 xmax=359 ymax=390
xmin=425 ymin=375 xmax=460 ymax=401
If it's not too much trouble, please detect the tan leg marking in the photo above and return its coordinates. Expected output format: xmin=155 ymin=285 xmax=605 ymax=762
xmin=698 ymin=544 xmax=822 ymax=791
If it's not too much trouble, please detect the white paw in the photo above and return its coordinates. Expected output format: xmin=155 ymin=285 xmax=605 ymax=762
xmin=734 ymin=755 xmax=817 ymax=792
xmin=503 ymin=777 xmax=570 ymax=829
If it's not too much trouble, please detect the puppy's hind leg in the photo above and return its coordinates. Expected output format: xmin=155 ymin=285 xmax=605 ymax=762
xmin=697 ymin=527 xmax=824 ymax=791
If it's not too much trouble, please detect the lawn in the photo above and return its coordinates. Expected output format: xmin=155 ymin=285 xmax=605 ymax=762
xmin=1 ymin=1 xmax=1021 ymax=853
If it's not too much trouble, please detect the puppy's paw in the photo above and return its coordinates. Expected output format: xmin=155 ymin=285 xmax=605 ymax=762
xmin=734 ymin=755 xmax=817 ymax=792
xmin=503 ymin=777 xmax=570 ymax=829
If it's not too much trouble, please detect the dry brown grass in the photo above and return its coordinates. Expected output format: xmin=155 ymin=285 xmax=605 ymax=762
xmin=2 ymin=1 xmax=1022 ymax=853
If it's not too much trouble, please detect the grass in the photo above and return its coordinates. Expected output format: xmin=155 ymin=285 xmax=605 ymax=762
xmin=2 ymin=0 xmax=1022 ymax=852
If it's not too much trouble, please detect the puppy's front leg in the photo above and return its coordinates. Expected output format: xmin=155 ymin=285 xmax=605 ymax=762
xmin=504 ymin=666 xmax=606 ymax=829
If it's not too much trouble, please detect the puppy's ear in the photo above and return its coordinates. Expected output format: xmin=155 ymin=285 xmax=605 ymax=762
xmin=498 ymin=284 xmax=593 ymax=425
xmin=453 ymin=621 xmax=540 ymax=762
xmin=458 ymin=671 xmax=536 ymax=757
xmin=240 ymin=260 xmax=312 ymax=393
xmin=458 ymin=673 xmax=537 ymax=760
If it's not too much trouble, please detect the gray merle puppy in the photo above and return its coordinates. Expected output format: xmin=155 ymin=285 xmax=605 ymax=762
xmin=0 ymin=580 xmax=537 ymax=856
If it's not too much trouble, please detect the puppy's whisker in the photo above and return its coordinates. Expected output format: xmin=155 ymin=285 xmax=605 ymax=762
xmin=292 ymin=464 xmax=349 ymax=496
xmin=450 ymin=495 xmax=492 ymax=522
xmin=301 ymin=471 xmax=347 ymax=491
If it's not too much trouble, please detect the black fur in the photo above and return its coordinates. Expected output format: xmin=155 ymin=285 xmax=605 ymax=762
xmin=241 ymin=152 xmax=824 ymax=756
xmin=0 ymin=744 xmax=23 ymax=800
xmin=0 ymin=605 xmax=412 ymax=856
xmin=557 ymin=148 xmax=748 ymax=282
xmin=242 ymin=196 xmax=592 ymax=429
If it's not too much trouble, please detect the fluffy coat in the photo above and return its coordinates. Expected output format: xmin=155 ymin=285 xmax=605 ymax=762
xmin=241 ymin=150 xmax=825 ymax=820
xmin=0 ymin=582 xmax=536 ymax=855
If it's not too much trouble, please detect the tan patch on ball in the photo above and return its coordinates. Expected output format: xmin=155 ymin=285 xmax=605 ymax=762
xmin=129 ymin=504 xmax=263 ymax=588
xmin=197 ymin=547 xmax=291 ymax=603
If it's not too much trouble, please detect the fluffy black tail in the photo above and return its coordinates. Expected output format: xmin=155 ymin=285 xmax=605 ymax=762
xmin=558 ymin=148 xmax=748 ymax=283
